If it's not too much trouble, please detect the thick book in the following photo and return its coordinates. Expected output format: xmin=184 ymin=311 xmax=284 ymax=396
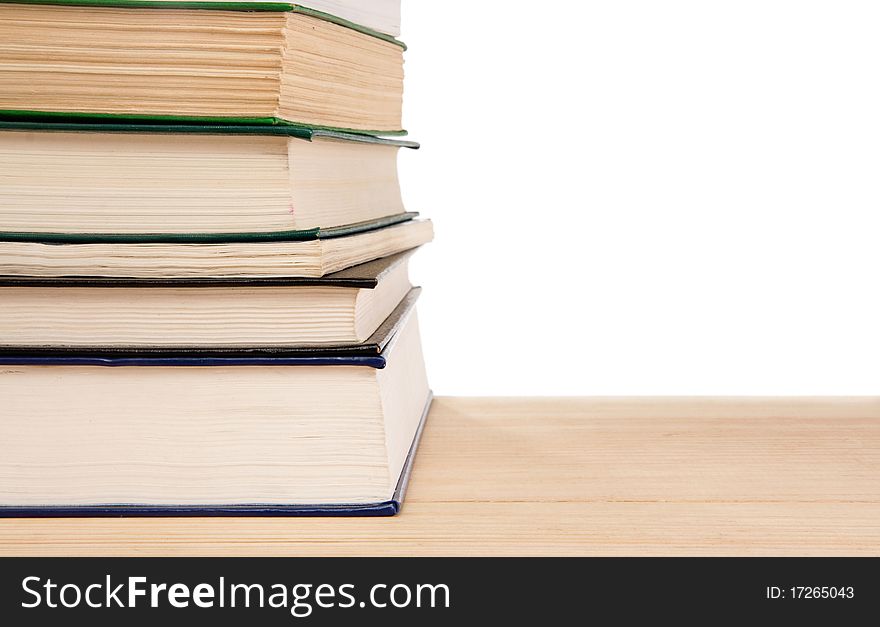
xmin=0 ymin=250 xmax=420 ymax=351
xmin=0 ymin=305 xmax=431 ymax=517
xmin=0 ymin=122 xmax=418 ymax=242
xmin=0 ymin=218 xmax=433 ymax=278
xmin=0 ymin=1 xmax=406 ymax=133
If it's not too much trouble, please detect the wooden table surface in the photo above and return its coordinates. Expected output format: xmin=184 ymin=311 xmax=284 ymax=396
xmin=1 ymin=397 xmax=878 ymax=556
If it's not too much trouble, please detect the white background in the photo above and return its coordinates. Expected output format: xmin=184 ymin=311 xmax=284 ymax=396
xmin=399 ymin=1 xmax=880 ymax=396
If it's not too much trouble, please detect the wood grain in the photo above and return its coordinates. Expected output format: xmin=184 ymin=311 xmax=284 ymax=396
xmin=1 ymin=397 xmax=878 ymax=556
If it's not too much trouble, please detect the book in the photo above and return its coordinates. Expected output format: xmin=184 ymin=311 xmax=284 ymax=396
xmin=0 ymin=218 xmax=434 ymax=278
xmin=0 ymin=304 xmax=431 ymax=517
xmin=0 ymin=123 xmax=417 ymax=241
xmin=0 ymin=1 xmax=406 ymax=133
xmin=0 ymin=251 xmax=419 ymax=350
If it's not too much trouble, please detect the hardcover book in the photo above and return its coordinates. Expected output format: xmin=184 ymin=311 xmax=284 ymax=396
xmin=0 ymin=1 xmax=406 ymax=133
xmin=0 ymin=304 xmax=431 ymax=517
xmin=0 ymin=122 xmax=418 ymax=242
xmin=0 ymin=218 xmax=434 ymax=278
xmin=0 ymin=252 xmax=420 ymax=350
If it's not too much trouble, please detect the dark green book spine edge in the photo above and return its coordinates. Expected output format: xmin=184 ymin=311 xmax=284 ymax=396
xmin=0 ymin=212 xmax=418 ymax=244
xmin=0 ymin=110 xmax=408 ymax=137
xmin=316 ymin=213 xmax=418 ymax=240
xmin=0 ymin=1 xmax=406 ymax=48
xmin=0 ymin=119 xmax=419 ymax=148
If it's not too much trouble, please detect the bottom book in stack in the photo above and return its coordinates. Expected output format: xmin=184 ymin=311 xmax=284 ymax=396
xmin=0 ymin=285 xmax=430 ymax=517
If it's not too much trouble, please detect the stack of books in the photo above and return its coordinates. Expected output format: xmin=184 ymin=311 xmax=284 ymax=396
xmin=0 ymin=0 xmax=433 ymax=516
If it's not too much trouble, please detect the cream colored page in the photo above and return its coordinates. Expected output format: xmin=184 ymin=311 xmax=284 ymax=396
xmin=288 ymin=138 xmax=404 ymax=229
xmin=0 ymin=132 xmax=293 ymax=233
xmin=277 ymin=13 xmax=404 ymax=131
xmin=0 ymin=5 xmax=285 ymax=117
xmin=0 ymin=366 xmax=391 ymax=505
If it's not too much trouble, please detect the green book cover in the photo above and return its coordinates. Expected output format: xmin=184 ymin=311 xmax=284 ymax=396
xmin=0 ymin=111 xmax=409 ymax=139
xmin=0 ymin=119 xmax=419 ymax=147
xmin=0 ymin=213 xmax=420 ymax=245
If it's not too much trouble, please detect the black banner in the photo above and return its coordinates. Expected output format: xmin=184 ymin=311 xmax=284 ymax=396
xmin=0 ymin=558 xmax=875 ymax=624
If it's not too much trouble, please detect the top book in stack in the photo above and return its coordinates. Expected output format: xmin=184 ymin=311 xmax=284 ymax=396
xmin=0 ymin=0 xmax=406 ymax=134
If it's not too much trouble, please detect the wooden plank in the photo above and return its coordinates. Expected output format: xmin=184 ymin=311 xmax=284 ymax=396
xmin=0 ymin=397 xmax=878 ymax=556
xmin=411 ymin=397 xmax=880 ymax=503
xmin=1 ymin=502 xmax=878 ymax=557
